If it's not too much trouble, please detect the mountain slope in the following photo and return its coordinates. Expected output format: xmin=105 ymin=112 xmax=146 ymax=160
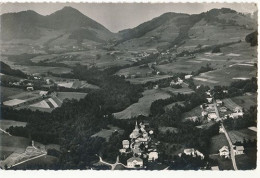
xmin=0 ymin=6 xmax=114 ymax=42
xmin=116 ymin=8 xmax=257 ymax=51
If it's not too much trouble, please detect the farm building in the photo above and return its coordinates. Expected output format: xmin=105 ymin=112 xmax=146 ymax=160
xmin=185 ymin=116 xmax=199 ymax=122
xmin=122 ymin=140 xmax=130 ymax=149
xmin=170 ymin=78 xmax=183 ymax=86
xmin=148 ymin=152 xmax=158 ymax=162
xmin=39 ymin=91 xmax=48 ymax=97
xmin=127 ymin=157 xmax=143 ymax=168
xmin=219 ymin=146 xmax=230 ymax=158
xmin=26 ymin=87 xmax=34 ymax=91
xmin=234 ymin=146 xmax=244 ymax=155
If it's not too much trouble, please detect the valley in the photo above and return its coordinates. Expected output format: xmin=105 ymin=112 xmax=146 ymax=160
xmin=0 ymin=6 xmax=257 ymax=171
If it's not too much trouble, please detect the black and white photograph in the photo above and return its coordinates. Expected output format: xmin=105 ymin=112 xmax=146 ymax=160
xmin=0 ymin=0 xmax=258 ymax=174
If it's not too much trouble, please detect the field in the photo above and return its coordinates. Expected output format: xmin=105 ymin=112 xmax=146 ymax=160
xmin=164 ymin=101 xmax=185 ymax=110
xmin=222 ymin=98 xmax=241 ymax=111
xmin=161 ymin=85 xmax=194 ymax=95
xmin=0 ymin=120 xmax=27 ymax=131
xmin=228 ymin=129 xmax=257 ymax=144
xmin=126 ymin=75 xmax=172 ymax=84
xmin=0 ymin=86 xmax=25 ymax=102
xmin=209 ymin=133 xmax=229 ymax=154
xmin=230 ymin=93 xmax=257 ymax=110
xmin=181 ymin=106 xmax=202 ymax=119
xmin=116 ymin=65 xmax=154 ymax=77
xmin=113 ymin=89 xmax=171 ymax=119
xmin=194 ymin=64 xmax=256 ymax=87
xmin=91 ymin=125 xmax=124 ymax=142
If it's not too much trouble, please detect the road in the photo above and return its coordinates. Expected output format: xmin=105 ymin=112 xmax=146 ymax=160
xmin=96 ymin=155 xmax=127 ymax=170
xmin=9 ymin=153 xmax=47 ymax=168
xmin=213 ymin=101 xmax=238 ymax=170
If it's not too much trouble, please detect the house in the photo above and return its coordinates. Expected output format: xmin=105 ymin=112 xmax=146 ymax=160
xmin=122 ymin=140 xmax=130 ymax=149
xmin=127 ymin=157 xmax=143 ymax=168
xmin=206 ymin=91 xmax=211 ymax=97
xmin=216 ymin=99 xmax=223 ymax=106
xmin=26 ymin=86 xmax=34 ymax=91
xmin=153 ymin=85 xmax=159 ymax=89
xmin=233 ymin=106 xmax=243 ymax=113
xmin=219 ymin=146 xmax=230 ymax=158
xmin=185 ymin=75 xmax=193 ymax=79
xmin=183 ymin=148 xmax=204 ymax=159
xmin=148 ymin=152 xmax=158 ymax=161
xmin=211 ymin=166 xmax=220 ymax=170
xmin=39 ymin=91 xmax=48 ymax=97
xmin=223 ymin=90 xmax=228 ymax=94
xmin=208 ymin=113 xmax=217 ymax=121
xmin=206 ymin=98 xmax=213 ymax=103
xmin=201 ymin=111 xmax=208 ymax=117
xmin=234 ymin=146 xmax=244 ymax=155
xmin=119 ymin=148 xmax=126 ymax=153
xmin=220 ymin=107 xmax=227 ymax=113
xmin=219 ymin=126 xmax=225 ymax=133
xmin=130 ymin=121 xmax=141 ymax=139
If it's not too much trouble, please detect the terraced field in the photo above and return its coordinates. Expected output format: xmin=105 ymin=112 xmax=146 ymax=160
xmin=228 ymin=129 xmax=257 ymax=144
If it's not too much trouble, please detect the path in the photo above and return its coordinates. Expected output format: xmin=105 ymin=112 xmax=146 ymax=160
xmin=9 ymin=153 xmax=47 ymax=168
xmin=0 ymin=128 xmax=12 ymax=136
xmin=213 ymin=100 xmax=238 ymax=170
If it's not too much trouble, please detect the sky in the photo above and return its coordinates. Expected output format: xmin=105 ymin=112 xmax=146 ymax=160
xmin=0 ymin=3 xmax=257 ymax=32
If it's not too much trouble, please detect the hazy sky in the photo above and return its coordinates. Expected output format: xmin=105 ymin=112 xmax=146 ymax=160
xmin=0 ymin=3 xmax=257 ymax=32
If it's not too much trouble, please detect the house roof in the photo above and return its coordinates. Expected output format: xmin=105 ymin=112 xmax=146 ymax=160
xmin=219 ymin=146 xmax=229 ymax=152
xmin=122 ymin=140 xmax=129 ymax=145
xmin=211 ymin=166 xmax=219 ymax=170
xmin=127 ymin=157 xmax=143 ymax=163
xmin=236 ymin=146 xmax=244 ymax=151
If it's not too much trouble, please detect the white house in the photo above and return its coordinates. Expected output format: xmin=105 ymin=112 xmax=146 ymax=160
xmin=127 ymin=157 xmax=143 ymax=168
xmin=122 ymin=140 xmax=130 ymax=149
xmin=148 ymin=152 xmax=158 ymax=161
xmin=39 ymin=91 xmax=48 ymax=97
xmin=220 ymin=107 xmax=227 ymax=113
xmin=219 ymin=146 xmax=230 ymax=158
xmin=201 ymin=111 xmax=208 ymax=117
xmin=185 ymin=75 xmax=193 ymax=79
xmin=170 ymin=78 xmax=183 ymax=86
xmin=183 ymin=148 xmax=204 ymax=159
xmin=26 ymin=86 xmax=34 ymax=91
xmin=233 ymin=106 xmax=243 ymax=113
xmin=234 ymin=146 xmax=244 ymax=155
xmin=211 ymin=166 xmax=220 ymax=170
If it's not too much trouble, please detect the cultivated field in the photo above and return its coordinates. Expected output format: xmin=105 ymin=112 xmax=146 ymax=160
xmin=114 ymin=89 xmax=171 ymax=119
xmin=228 ymin=129 xmax=257 ymax=144
xmin=223 ymin=98 xmax=241 ymax=111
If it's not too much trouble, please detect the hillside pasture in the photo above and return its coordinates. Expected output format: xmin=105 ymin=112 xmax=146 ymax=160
xmin=161 ymin=85 xmax=194 ymax=95
xmin=116 ymin=65 xmax=154 ymax=77
xmin=181 ymin=106 xmax=202 ymax=119
xmin=14 ymin=65 xmax=72 ymax=75
xmin=114 ymin=89 xmax=171 ymax=119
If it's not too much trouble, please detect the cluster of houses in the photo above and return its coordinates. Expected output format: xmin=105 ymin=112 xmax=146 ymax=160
xmin=119 ymin=121 xmax=159 ymax=169
xmin=178 ymin=148 xmax=205 ymax=159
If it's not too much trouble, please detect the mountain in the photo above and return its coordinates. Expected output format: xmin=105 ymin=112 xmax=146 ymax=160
xmin=0 ymin=6 xmax=114 ymax=42
xmin=117 ymin=8 xmax=257 ymax=50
